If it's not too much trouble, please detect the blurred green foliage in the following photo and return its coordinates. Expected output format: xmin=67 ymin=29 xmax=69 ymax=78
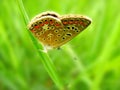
xmin=0 ymin=0 xmax=120 ymax=90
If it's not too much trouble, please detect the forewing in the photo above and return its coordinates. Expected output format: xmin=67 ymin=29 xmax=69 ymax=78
xmin=28 ymin=16 xmax=64 ymax=48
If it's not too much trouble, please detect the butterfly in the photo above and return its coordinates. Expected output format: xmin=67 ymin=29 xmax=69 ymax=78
xmin=28 ymin=11 xmax=91 ymax=49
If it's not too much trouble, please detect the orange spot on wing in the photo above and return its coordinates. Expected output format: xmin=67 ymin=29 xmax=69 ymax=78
xmin=55 ymin=23 xmax=60 ymax=26
xmin=74 ymin=20 xmax=79 ymax=24
xmin=31 ymin=29 xmax=35 ymax=32
xmin=69 ymin=21 xmax=73 ymax=24
xmin=80 ymin=21 xmax=86 ymax=27
xmin=80 ymin=21 xmax=83 ymax=25
xmin=63 ymin=21 xmax=68 ymax=25
xmin=39 ymin=23 xmax=44 ymax=26
xmin=44 ymin=21 xmax=49 ymax=24
xmin=34 ymin=25 xmax=39 ymax=29
xmin=50 ymin=21 xmax=54 ymax=25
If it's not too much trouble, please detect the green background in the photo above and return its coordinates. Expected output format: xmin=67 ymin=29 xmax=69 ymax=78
xmin=0 ymin=0 xmax=120 ymax=90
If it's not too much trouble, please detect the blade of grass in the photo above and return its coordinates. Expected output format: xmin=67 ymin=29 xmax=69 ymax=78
xmin=16 ymin=0 xmax=63 ymax=89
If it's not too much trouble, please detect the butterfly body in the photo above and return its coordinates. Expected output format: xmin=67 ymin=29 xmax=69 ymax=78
xmin=28 ymin=11 xmax=91 ymax=48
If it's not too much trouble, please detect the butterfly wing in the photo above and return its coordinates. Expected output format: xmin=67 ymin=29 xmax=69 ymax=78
xmin=28 ymin=12 xmax=92 ymax=48
xmin=56 ymin=15 xmax=91 ymax=47
xmin=28 ymin=16 xmax=65 ymax=48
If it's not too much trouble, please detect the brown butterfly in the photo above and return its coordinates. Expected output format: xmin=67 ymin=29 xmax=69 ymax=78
xmin=28 ymin=11 xmax=91 ymax=49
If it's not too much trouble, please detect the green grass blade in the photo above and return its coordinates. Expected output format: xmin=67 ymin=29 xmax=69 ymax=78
xmin=16 ymin=0 xmax=63 ymax=89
